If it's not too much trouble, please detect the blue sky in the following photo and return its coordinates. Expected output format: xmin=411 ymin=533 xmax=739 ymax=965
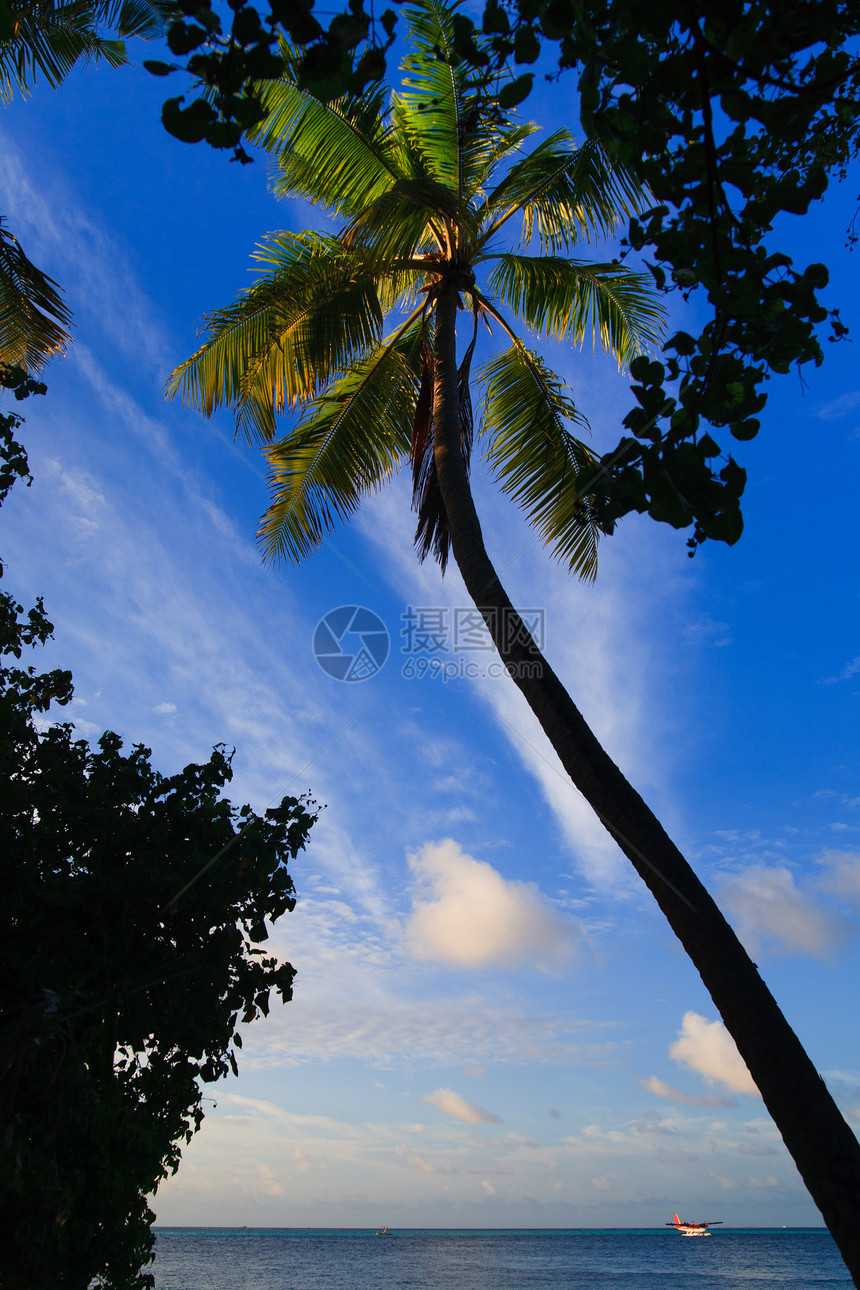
xmin=3 ymin=29 xmax=860 ymax=1230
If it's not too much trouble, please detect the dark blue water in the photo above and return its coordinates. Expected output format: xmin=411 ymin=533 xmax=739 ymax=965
xmin=152 ymin=1228 xmax=851 ymax=1289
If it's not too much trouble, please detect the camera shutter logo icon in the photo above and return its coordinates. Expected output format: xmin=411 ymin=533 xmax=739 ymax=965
xmin=313 ymin=606 xmax=390 ymax=682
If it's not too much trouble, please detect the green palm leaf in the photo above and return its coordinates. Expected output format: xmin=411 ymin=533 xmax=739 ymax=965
xmin=166 ymin=232 xmax=385 ymax=442
xmin=481 ymin=134 xmax=647 ymax=253
xmin=394 ymin=0 xmax=528 ymax=208
xmin=0 ymin=0 xmax=166 ymax=100
xmin=344 ymin=174 xmax=474 ymax=261
xmin=95 ymin=0 xmax=166 ymax=39
xmin=488 ymin=254 xmax=664 ymax=366
xmin=260 ymin=317 xmax=425 ymax=561
xmin=463 ymin=120 xmax=538 ymax=203
xmin=0 ymin=216 xmax=72 ymax=368
xmin=393 ymin=0 xmax=468 ymax=195
xmin=250 ymin=75 xmax=401 ymax=218
xmin=480 ymin=340 xmax=600 ymax=579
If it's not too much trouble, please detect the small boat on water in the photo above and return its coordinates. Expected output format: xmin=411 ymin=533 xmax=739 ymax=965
xmin=376 ymin=1226 xmax=391 ymax=1236
xmin=666 ymin=1213 xmax=723 ymax=1237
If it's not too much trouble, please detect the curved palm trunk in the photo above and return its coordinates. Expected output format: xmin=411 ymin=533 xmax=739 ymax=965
xmin=432 ymin=277 xmax=860 ymax=1284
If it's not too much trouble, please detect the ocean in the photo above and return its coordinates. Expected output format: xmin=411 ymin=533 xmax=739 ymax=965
xmin=152 ymin=1228 xmax=851 ymax=1289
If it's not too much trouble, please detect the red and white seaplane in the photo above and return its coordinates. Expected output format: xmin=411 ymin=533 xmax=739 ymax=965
xmin=666 ymin=1213 xmax=723 ymax=1237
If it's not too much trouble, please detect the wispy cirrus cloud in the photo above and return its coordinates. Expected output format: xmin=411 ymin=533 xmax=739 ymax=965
xmin=823 ymin=656 xmax=860 ymax=685
xmin=394 ymin=1144 xmax=456 ymax=1173
xmin=814 ymin=390 xmax=860 ymax=420
xmin=0 ymin=132 xmax=172 ymax=380
xmin=240 ymin=988 xmax=619 ymax=1071
xmin=639 ymin=1075 xmax=736 ymax=1108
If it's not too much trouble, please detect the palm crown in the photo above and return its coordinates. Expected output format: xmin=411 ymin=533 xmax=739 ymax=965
xmin=169 ymin=0 xmax=663 ymax=579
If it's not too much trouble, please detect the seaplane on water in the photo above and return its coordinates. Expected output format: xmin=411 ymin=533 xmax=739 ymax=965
xmin=666 ymin=1213 xmax=723 ymax=1237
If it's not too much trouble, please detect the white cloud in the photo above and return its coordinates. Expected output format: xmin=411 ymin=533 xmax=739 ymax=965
xmin=481 ymin=1179 xmax=496 ymax=1195
xmin=824 ymin=655 xmax=860 ymax=685
xmin=815 ymin=390 xmax=860 ymax=420
xmin=719 ymin=865 xmax=853 ymax=959
xmin=639 ymin=1076 xmax=736 ymax=1108
xmin=748 ymin=1174 xmax=780 ymax=1189
xmin=682 ymin=614 xmax=732 ymax=647
xmin=817 ymin=851 xmax=860 ymax=908
xmin=256 ymin=1163 xmax=285 ymax=1195
xmin=403 ymin=839 xmax=577 ymax=972
xmin=292 ymin=1148 xmax=326 ymax=1173
xmin=421 ymin=1087 xmax=502 ymax=1124
xmin=154 ymin=702 xmax=177 ymax=714
xmin=669 ymin=1012 xmax=760 ymax=1098
xmin=394 ymin=1145 xmax=452 ymax=1174
xmin=633 ymin=1113 xmax=680 ymax=1137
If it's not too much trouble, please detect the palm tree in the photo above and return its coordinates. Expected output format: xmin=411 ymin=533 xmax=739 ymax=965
xmin=168 ymin=1 xmax=860 ymax=1277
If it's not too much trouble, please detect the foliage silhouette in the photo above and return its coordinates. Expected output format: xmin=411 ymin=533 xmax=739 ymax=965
xmin=0 ymin=373 xmax=317 ymax=1289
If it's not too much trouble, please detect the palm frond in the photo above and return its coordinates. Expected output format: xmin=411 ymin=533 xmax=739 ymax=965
xmin=488 ymin=254 xmax=665 ymax=366
xmin=344 ymin=174 xmax=474 ymax=260
xmin=481 ymin=134 xmax=648 ymax=253
xmin=464 ymin=119 xmax=538 ymax=204
xmin=375 ymin=259 xmax=430 ymax=312
xmin=166 ymin=232 xmax=385 ymax=443
xmin=260 ymin=317 xmax=426 ymax=562
xmin=249 ymin=74 xmax=401 ymax=218
xmin=0 ymin=0 xmax=163 ymax=99
xmin=394 ymin=0 xmax=524 ymax=212
xmin=96 ymin=0 xmax=167 ymax=38
xmin=393 ymin=0 xmax=467 ymax=195
xmin=0 ymin=217 xmax=72 ymax=369
xmin=480 ymin=340 xmax=601 ymax=579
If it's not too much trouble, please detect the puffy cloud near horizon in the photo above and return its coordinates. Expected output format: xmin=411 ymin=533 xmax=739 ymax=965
xmin=639 ymin=1075 xmax=736 ymax=1108
xmin=422 ymin=1087 xmax=502 ymax=1124
xmin=718 ymin=864 xmax=854 ymax=960
xmin=669 ymin=1012 xmax=760 ymax=1098
xmin=403 ymin=839 xmax=577 ymax=972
